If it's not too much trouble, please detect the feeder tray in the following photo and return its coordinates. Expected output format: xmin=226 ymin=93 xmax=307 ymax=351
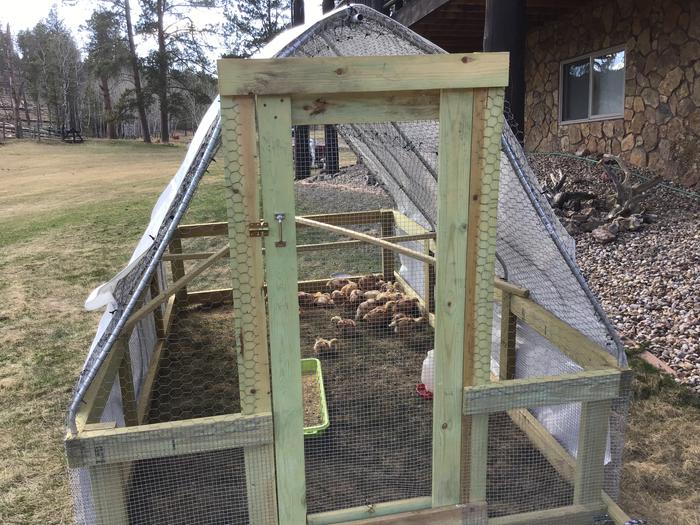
xmin=302 ymin=358 xmax=330 ymax=437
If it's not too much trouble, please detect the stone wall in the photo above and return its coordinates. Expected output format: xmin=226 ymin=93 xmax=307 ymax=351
xmin=524 ymin=0 xmax=700 ymax=188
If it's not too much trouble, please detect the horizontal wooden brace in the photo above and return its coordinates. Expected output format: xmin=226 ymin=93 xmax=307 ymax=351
xmin=488 ymin=503 xmax=605 ymax=525
xmin=177 ymin=221 xmax=228 ymax=237
xmin=162 ymin=233 xmax=437 ymax=261
xmin=291 ymin=91 xmax=439 ymax=125
xmin=218 ymin=54 xmax=509 ymax=96
xmin=65 ymin=412 xmax=273 ymax=468
xmin=187 ymin=288 xmax=234 ymax=305
xmin=509 ymin=295 xmax=620 ymax=370
xmin=123 ymin=245 xmax=229 ymax=333
xmin=306 ymin=497 xmax=432 ymax=525
xmin=296 ymin=216 xmax=436 ymax=265
xmin=463 ymin=369 xmax=621 ymax=415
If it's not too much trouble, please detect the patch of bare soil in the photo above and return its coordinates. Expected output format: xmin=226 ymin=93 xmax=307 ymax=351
xmin=528 ymin=153 xmax=700 ymax=392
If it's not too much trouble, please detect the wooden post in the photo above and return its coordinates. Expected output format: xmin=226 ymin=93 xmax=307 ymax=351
xmin=221 ymin=94 xmax=278 ymax=525
xmin=89 ymin=463 xmax=129 ymax=525
xmin=462 ymin=88 xmax=506 ymax=504
xmin=381 ymin=210 xmax=396 ymax=282
xmin=498 ymin=291 xmax=517 ymax=380
xmin=117 ymin=341 xmax=139 ymax=427
xmin=168 ymin=236 xmax=188 ymax=304
xmin=573 ymin=399 xmax=612 ymax=506
xmin=257 ymin=95 xmax=307 ymax=525
xmin=432 ymin=88 xmax=474 ymax=508
xmin=150 ymin=275 xmax=165 ymax=340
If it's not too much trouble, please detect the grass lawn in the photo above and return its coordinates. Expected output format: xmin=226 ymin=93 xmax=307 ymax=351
xmin=0 ymin=139 xmax=697 ymax=524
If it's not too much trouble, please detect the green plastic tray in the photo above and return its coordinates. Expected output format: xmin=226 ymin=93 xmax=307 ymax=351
xmin=302 ymin=358 xmax=330 ymax=437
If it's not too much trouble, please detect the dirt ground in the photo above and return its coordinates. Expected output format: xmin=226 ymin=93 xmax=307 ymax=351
xmin=143 ymin=297 xmax=572 ymax=520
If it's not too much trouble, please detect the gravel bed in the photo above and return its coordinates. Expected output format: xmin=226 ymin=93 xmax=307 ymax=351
xmin=528 ymin=154 xmax=700 ymax=391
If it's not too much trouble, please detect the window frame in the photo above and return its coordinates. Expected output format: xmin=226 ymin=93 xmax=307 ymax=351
xmin=559 ymin=45 xmax=626 ymax=125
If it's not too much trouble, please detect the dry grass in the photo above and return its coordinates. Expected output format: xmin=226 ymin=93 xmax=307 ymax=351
xmin=0 ymin=139 xmax=698 ymax=524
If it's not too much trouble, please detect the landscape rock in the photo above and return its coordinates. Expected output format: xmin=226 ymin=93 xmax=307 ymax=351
xmin=592 ymin=225 xmax=618 ymax=243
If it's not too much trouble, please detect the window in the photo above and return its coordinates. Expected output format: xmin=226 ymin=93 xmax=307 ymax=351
xmin=560 ymin=48 xmax=625 ymax=123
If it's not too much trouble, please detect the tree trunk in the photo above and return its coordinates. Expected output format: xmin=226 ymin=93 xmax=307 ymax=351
xmin=4 ymin=27 xmax=23 ymax=139
xmin=322 ymin=0 xmax=335 ymax=13
xmin=99 ymin=74 xmax=117 ymax=139
xmin=124 ymin=0 xmax=151 ymax=143
xmin=156 ymin=0 xmax=169 ymax=143
xmin=292 ymin=0 xmax=311 ymax=178
xmin=483 ymin=0 xmax=525 ymax=141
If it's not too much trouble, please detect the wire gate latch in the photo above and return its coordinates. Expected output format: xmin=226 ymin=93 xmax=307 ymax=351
xmin=248 ymin=220 xmax=270 ymax=237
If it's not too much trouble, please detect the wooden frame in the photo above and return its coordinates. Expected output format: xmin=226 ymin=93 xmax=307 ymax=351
xmin=69 ymin=53 xmax=632 ymax=525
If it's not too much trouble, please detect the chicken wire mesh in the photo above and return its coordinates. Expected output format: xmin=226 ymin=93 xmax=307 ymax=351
xmin=65 ymin=5 xmax=631 ymax=524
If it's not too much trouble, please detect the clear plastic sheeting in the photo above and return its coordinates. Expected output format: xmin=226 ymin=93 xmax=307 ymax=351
xmin=66 ymin=5 xmax=629 ymax=524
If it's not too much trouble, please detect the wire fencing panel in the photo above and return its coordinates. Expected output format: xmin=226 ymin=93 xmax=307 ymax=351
xmin=292 ymin=121 xmax=436 ymax=515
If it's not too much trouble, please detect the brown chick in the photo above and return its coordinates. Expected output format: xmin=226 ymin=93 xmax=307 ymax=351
xmin=326 ymin=277 xmax=351 ymax=291
xmin=330 ymin=316 xmax=357 ymax=337
xmin=375 ymin=291 xmax=403 ymax=305
xmin=390 ymin=316 xmax=428 ymax=338
xmin=355 ymin=298 xmax=378 ymax=321
xmin=363 ymin=290 xmax=381 ymax=301
xmin=394 ymin=297 xmax=422 ymax=317
xmin=340 ymin=282 xmax=358 ymax=296
xmin=358 ymin=273 xmax=382 ymax=291
xmin=314 ymin=337 xmax=340 ymax=355
xmin=298 ymin=292 xmax=315 ymax=308
xmin=313 ymin=292 xmax=334 ymax=308
xmin=330 ymin=290 xmax=346 ymax=305
xmin=362 ymin=301 xmax=396 ymax=328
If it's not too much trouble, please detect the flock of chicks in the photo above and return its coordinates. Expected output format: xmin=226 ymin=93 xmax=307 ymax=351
xmin=297 ymin=274 xmax=428 ymax=355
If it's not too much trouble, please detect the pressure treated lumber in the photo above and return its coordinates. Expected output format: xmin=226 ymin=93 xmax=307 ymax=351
xmin=509 ymin=295 xmax=620 ymax=369
xmin=291 ymin=90 xmax=440 ymax=125
xmin=66 ymin=412 xmax=273 ymax=468
xmin=257 ymin=95 xmax=307 ymax=525
xmin=487 ymin=503 xmax=605 ymax=525
xmin=574 ymin=399 xmax=613 ymax=506
xmin=306 ymin=497 xmax=432 ymax=525
xmin=506 ymin=408 xmax=632 ymax=524
xmin=431 ymin=88 xmax=474 ymax=507
xmin=137 ymin=295 xmax=176 ymax=423
xmin=462 ymin=369 xmax=621 ymax=415
xmin=310 ymin=501 xmax=487 ymax=525
xmin=218 ymin=54 xmax=509 ymax=96
xmin=296 ymin=216 xmax=435 ymax=265
xmin=222 ymin=94 xmax=278 ymax=525
xmin=122 ymin=244 xmax=228 ymax=333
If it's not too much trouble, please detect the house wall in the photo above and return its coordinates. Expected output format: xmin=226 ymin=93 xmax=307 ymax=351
xmin=524 ymin=0 xmax=700 ymax=187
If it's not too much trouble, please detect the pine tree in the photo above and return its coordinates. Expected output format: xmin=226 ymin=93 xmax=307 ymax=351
xmin=84 ymin=9 xmax=130 ymax=138
xmin=223 ymin=0 xmax=291 ymax=58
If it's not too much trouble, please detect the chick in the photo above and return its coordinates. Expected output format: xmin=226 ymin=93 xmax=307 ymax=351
xmin=313 ymin=292 xmax=334 ymax=308
xmin=330 ymin=290 xmax=346 ymax=305
xmin=375 ymin=291 xmax=403 ymax=305
xmin=358 ymin=273 xmax=383 ymax=291
xmin=362 ymin=301 xmax=396 ymax=328
xmin=363 ymin=290 xmax=381 ymax=301
xmin=298 ymin=292 xmax=315 ymax=308
xmin=340 ymin=282 xmax=358 ymax=296
xmin=314 ymin=337 xmax=339 ymax=355
xmin=390 ymin=316 xmax=428 ymax=338
xmin=326 ymin=277 xmax=351 ymax=291
xmin=394 ymin=297 xmax=422 ymax=317
xmin=330 ymin=316 xmax=357 ymax=337
xmin=355 ymin=298 xmax=378 ymax=321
